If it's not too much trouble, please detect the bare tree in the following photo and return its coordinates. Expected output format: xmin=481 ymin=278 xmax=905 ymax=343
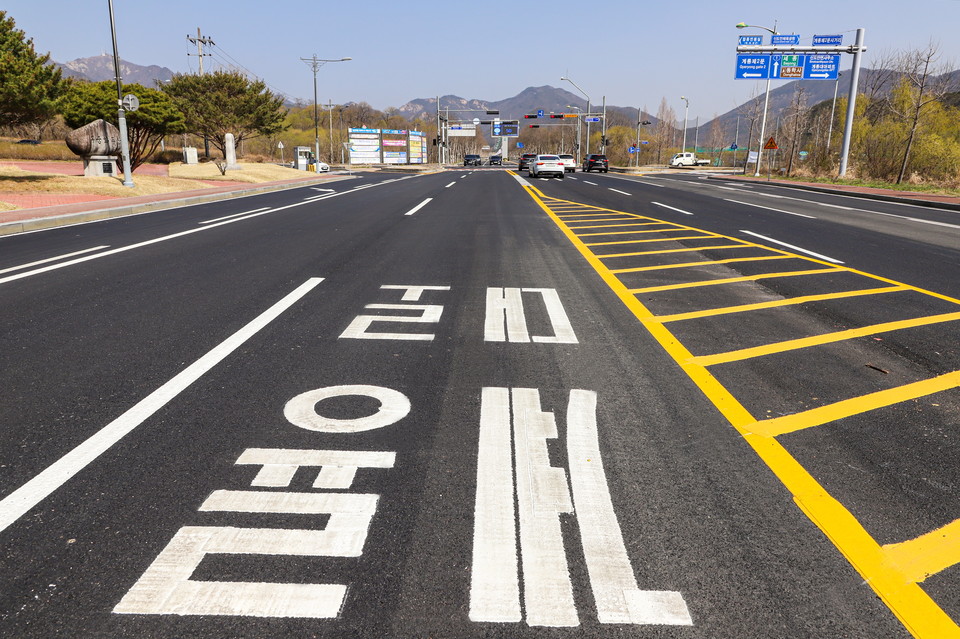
xmin=890 ymin=42 xmax=953 ymax=183
xmin=653 ymin=97 xmax=676 ymax=164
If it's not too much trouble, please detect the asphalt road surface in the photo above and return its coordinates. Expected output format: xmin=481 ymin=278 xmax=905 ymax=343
xmin=1 ymin=168 xmax=959 ymax=638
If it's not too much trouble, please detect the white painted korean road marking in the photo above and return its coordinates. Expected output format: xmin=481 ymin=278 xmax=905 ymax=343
xmin=0 ymin=245 xmax=108 ymax=275
xmin=340 ymin=303 xmax=443 ymax=340
xmin=725 ymin=198 xmax=817 ymax=219
xmin=652 ymin=202 xmax=694 ymax=215
xmin=0 ymin=278 xmax=324 ymax=533
xmin=284 ymin=385 xmax=411 ymax=433
xmin=484 ymin=288 xmax=578 ymax=343
xmin=199 ymin=207 xmax=271 ymax=224
xmin=379 ymin=284 xmax=450 ymax=301
xmin=237 ymin=448 xmax=396 ymax=489
xmin=470 ymin=388 xmax=692 ymax=627
xmin=740 ymin=229 xmax=844 ymax=263
xmin=608 ymin=188 xmax=632 ymax=196
xmin=404 ymin=198 xmax=433 ymax=216
xmin=445 ymin=181 xmax=457 ymax=188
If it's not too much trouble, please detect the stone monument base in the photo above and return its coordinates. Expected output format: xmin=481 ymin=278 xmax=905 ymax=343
xmin=83 ymin=155 xmax=119 ymax=177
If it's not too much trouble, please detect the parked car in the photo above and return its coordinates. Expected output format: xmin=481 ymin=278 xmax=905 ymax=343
xmin=582 ymin=154 xmax=608 ymax=172
xmin=557 ymin=153 xmax=576 ymax=172
xmin=488 ymin=155 xmax=502 ymax=166
xmin=15 ymin=139 xmax=40 ymax=145
xmin=669 ymin=152 xmax=710 ymax=167
xmin=315 ymin=161 xmax=330 ymax=172
xmin=528 ymin=154 xmax=565 ymax=179
xmin=463 ymin=154 xmax=482 ymax=166
xmin=518 ymin=153 xmax=537 ymax=171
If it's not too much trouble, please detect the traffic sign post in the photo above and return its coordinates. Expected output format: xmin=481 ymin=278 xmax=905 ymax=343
xmin=736 ymin=53 xmax=839 ymax=80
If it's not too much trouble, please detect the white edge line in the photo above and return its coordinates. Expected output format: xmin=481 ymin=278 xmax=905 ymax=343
xmin=608 ymin=188 xmax=632 ymax=196
xmin=724 ymin=198 xmax=817 ymax=219
xmin=0 ymin=277 xmax=324 ymax=533
xmin=740 ymin=229 xmax=844 ymax=263
xmin=404 ymin=198 xmax=433 ymax=216
xmin=652 ymin=202 xmax=693 ymax=216
xmin=199 ymin=207 xmax=271 ymax=225
xmin=0 ymin=245 xmax=109 ymax=275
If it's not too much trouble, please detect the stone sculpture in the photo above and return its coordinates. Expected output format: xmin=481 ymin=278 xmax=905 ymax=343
xmin=65 ymin=119 xmax=121 ymax=177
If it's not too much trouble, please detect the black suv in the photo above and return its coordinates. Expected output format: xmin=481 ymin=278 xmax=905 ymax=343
xmin=582 ymin=154 xmax=608 ymax=173
xmin=463 ymin=154 xmax=482 ymax=166
xmin=488 ymin=155 xmax=502 ymax=166
xmin=518 ymin=153 xmax=537 ymax=171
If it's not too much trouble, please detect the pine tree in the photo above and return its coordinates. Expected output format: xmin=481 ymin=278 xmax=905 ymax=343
xmin=0 ymin=11 xmax=66 ymax=128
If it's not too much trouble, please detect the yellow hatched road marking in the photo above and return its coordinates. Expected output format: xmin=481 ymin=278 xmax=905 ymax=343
xmin=651 ymin=285 xmax=909 ymax=323
xmin=570 ymin=222 xmax=668 ymax=230
xmin=749 ymin=370 xmax=960 ymax=437
xmin=627 ymin=268 xmax=840 ymax=294
xmin=597 ymin=244 xmax=754 ymax=259
xmin=521 ymin=184 xmax=960 ymax=638
xmin=578 ymin=228 xmax=702 ymax=237
xmin=566 ymin=217 xmax=652 ymax=224
xmin=884 ymin=518 xmax=960 ymax=584
xmin=693 ymin=311 xmax=960 ymax=367
xmin=585 ymin=234 xmax=720 ymax=247
xmin=611 ymin=254 xmax=795 ymax=274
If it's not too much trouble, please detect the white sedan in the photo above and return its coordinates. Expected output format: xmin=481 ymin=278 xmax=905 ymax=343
xmin=527 ymin=154 xmax=565 ymax=179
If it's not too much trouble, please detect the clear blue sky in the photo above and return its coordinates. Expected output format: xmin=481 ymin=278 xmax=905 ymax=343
xmin=5 ymin=1 xmax=960 ymax=121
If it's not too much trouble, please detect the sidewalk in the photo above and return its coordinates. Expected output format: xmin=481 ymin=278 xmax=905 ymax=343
xmin=718 ymin=174 xmax=960 ymax=211
xmin=0 ymin=170 xmax=352 ymax=236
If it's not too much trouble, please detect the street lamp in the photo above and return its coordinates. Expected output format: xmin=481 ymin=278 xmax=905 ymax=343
xmin=566 ymin=104 xmax=583 ymax=164
xmin=736 ymin=21 xmax=778 ymax=177
xmin=300 ymin=55 xmax=351 ymax=172
xmin=561 ymin=76 xmax=592 ymax=154
xmin=107 ymin=0 xmax=134 ymax=187
xmin=680 ymin=96 xmax=689 ymax=153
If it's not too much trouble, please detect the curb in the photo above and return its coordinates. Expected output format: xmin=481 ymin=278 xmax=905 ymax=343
xmin=0 ymin=174 xmax=356 ymax=237
xmin=710 ymin=175 xmax=960 ymax=212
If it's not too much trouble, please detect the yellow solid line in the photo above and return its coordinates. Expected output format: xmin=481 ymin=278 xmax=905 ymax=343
xmin=585 ymin=234 xmax=720 ymax=247
xmin=611 ymin=254 xmax=795 ymax=274
xmin=652 ymin=285 xmax=909 ymax=323
xmin=884 ymin=517 xmax=960 ymax=584
xmin=579 ymin=228 xmax=695 ymax=237
xmin=596 ymin=244 xmax=753 ymax=259
xmin=694 ymin=311 xmax=960 ymax=367
xmin=526 ymin=189 xmax=960 ymax=638
xmin=628 ymin=268 xmax=840 ymax=294
xmin=749 ymin=370 xmax=960 ymax=437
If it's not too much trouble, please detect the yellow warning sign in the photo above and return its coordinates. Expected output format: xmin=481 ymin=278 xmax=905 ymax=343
xmin=764 ymin=137 xmax=779 ymax=150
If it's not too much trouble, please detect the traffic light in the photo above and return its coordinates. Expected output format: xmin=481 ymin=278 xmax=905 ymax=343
xmin=549 ymin=114 xmax=564 ymax=119
xmin=528 ymin=125 xmax=540 ymax=128
xmin=524 ymin=114 xmax=538 ymax=119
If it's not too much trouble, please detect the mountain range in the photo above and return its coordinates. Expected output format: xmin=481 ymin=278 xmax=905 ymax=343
xmin=55 ymin=54 xmax=174 ymax=87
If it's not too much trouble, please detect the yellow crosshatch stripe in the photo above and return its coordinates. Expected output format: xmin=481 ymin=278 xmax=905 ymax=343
xmin=748 ymin=370 xmax=960 ymax=437
xmin=596 ymin=244 xmax=754 ymax=259
xmin=578 ymin=228 xmax=697 ymax=237
xmin=571 ymin=223 xmax=669 ymax=230
xmin=627 ymin=268 xmax=840 ymax=294
xmin=693 ymin=311 xmax=960 ymax=367
xmin=585 ymin=234 xmax=721 ymax=247
xmin=611 ymin=254 xmax=795 ymax=274
xmin=884 ymin=518 xmax=960 ymax=584
xmin=651 ymin=285 xmax=910 ymax=323
xmin=520 ymin=183 xmax=960 ymax=638
xmin=566 ymin=218 xmax=652 ymax=225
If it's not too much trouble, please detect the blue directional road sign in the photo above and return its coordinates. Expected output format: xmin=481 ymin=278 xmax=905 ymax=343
xmin=585 ymin=116 xmax=601 ymax=122
xmin=736 ymin=54 xmax=771 ymax=79
xmin=738 ymin=35 xmax=762 ymax=46
xmin=537 ymin=109 xmax=544 ymax=117
xmin=628 ymin=146 xmax=637 ymax=154
xmin=813 ymin=34 xmax=843 ymax=46
xmin=493 ymin=126 xmax=501 ymax=135
xmin=771 ymin=34 xmax=800 ymax=45
xmin=516 ymin=142 xmax=524 ymax=148
xmin=803 ymin=54 xmax=840 ymax=80
xmin=730 ymin=143 xmax=738 ymax=150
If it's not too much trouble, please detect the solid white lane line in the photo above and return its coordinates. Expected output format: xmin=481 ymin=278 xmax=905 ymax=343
xmin=470 ymin=387 xmax=521 ymax=622
xmin=0 ymin=246 xmax=109 ymax=275
xmin=445 ymin=181 xmax=457 ymax=188
xmin=608 ymin=188 xmax=632 ymax=196
xmin=200 ymin=207 xmax=271 ymax=224
xmin=725 ymin=198 xmax=817 ymax=219
xmin=740 ymin=230 xmax=844 ymax=263
xmin=0 ymin=278 xmax=324 ymax=534
xmin=404 ymin=198 xmax=433 ymax=216
xmin=583 ymin=181 xmax=598 ymax=186
xmin=652 ymin=202 xmax=694 ymax=215
xmin=566 ymin=391 xmax=693 ymax=625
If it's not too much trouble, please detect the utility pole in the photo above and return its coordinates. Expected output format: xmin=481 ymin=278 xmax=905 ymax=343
xmin=300 ymin=56 xmax=351 ymax=172
xmin=187 ymin=28 xmax=214 ymax=158
xmin=107 ymin=0 xmax=133 ymax=187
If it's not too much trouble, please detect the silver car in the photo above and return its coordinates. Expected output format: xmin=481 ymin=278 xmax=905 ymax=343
xmin=527 ymin=154 xmax=565 ymax=179
xmin=557 ymin=153 xmax=576 ymax=172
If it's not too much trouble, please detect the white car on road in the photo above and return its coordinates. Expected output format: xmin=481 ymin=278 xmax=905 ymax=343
xmin=527 ymin=154 xmax=565 ymax=179
xmin=557 ymin=153 xmax=576 ymax=172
